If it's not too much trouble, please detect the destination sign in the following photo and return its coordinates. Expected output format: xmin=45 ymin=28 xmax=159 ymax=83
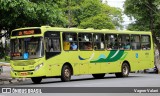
xmin=12 ymin=29 xmax=41 ymax=36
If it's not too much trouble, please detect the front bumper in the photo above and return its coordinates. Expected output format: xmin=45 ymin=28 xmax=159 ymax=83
xmin=11 ymin=68 xmax=45 ymax=78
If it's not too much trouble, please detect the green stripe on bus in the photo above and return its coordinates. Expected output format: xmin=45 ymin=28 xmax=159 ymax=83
xmin=90 ymin=50 xmax=125 ymax=63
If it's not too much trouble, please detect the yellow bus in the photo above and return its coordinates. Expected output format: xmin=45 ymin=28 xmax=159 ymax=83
xmin=10 ymin=26 xmax=154 ymax=84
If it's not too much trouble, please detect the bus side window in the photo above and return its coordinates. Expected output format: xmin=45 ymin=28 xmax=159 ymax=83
xmin=93 ymin=33 xmax=104 ymax=50
xmin=131 ymin=35 xmax=141 ymax=50
xmin=63 ymin=32 xmax=78 ymax=51
xmin=118 ymin=34 xmax=130 ymax=50
xmin=141 ymin=35 xmax=151 ymax=50
xmin=105 ymin=34 xmax=118 ymax=50
xmin=78 ymin=33 xmax=92 ymax=50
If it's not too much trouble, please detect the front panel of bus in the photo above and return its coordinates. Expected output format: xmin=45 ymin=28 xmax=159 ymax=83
xmin=10 ymin=28 xmax=46 ymax=78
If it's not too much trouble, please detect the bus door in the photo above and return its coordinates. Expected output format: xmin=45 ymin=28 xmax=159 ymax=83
xmin=44 ymin=31 xmax=61 ymax=76
xmin=131 ymin=35 xmax=142 ymax=70
xmin=131 ymin=35 xmax=151 ymax=70
xmin=141 ymin=35 xmax=152 ymax=69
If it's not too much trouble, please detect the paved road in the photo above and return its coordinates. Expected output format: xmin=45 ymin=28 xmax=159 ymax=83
xmin=1 ymin=73 xmax=160 ymax=96
xmin=2 ymin=73 xmax=160 ymax=87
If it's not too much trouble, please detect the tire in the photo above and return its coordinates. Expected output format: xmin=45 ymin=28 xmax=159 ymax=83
xmin=31 ymin=77 xmax=42 ymax=84
xmin=92 ymin=73 xmax=105 ymax=79
xmin=115 ymin=62 xmax=130 ymax=78
xmin=61 ymin=65 xmax=72 ymax=82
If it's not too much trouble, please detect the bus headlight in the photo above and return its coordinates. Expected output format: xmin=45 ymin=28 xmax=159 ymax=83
xmin=35 ymin=63 xmax=44 ymax=71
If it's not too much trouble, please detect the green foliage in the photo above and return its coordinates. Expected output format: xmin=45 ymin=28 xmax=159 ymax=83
xmin=0 ymin=0 xmax=67 ymax=30
xmin=124 ymin=0 xmax=160 ymax=32
xmin=79 ymin=14 xmax=115 ymax=29
xmin=0 ymin=0 xmax=123 ymax=30
xmin=79 ymin=0 xmax=123 ymax=29
xmin=63 ymin=0 xmax=123 ymax=29
xmin=78 ymin=0 xmax=102 ymax=21
xmin=127 ymin=22 xmax=150 ymax=31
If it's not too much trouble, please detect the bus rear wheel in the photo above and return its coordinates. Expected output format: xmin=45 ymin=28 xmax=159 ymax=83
xmin=92 ymin=73 xmax=105 ymax=79
xmin=61 ymin=65 xmax=71 ymax=82
xmin=31 ymin=77 xmax=42 ymax=84
xmin=115 ymin=62 xmax=130 ymax=78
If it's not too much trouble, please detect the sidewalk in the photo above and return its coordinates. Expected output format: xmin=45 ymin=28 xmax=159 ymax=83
xmin=0 ymin=62 xmax=27 ymax=85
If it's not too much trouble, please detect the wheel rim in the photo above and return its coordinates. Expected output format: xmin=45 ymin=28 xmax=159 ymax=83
xmin=64 ymin=68 xmax=70 ymax=78
xmin=123 ymin=65 xmax=128 ymax=75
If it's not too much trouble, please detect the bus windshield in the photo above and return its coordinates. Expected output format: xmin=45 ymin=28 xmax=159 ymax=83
xmin=11 ymin=37 xmax=44 ymax=60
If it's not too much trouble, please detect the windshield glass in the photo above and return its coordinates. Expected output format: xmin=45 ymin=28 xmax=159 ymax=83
xmin=11 ymin=37 xmax=44 ymax=60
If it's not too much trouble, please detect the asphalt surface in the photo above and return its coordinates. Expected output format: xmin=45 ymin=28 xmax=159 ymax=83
xmin=0 ymin=73 xmax=160 ymax=96
xmin=1 ymin=73 xmax=160 ymax=87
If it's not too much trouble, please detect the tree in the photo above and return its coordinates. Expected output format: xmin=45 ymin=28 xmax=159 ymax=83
xmin=78 ymin=0 xmax=123 ymax=29
xmin=0 ymin=0 xmax=67 ymax=33
xmin=62 ymin=0 xmax=123 ymax=29
xmin=0 ymin=0 xmax=123 ymax=32
xmin=61 ymin=0 xmax=83 ymax=27
xmin=124 ymin=0 xmax=160 ymax=49
xmin=79 ymin=14 xmax=115 ymax=29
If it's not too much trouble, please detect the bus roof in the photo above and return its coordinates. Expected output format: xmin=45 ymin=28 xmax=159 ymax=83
xmin=12 ymin=26 xmax=151 ymax=35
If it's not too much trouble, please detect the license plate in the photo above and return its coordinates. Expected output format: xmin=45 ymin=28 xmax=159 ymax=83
xmin=20 ymin=72 xmax=28 ymax=76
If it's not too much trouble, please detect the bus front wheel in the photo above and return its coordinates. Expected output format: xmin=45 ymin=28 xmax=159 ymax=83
xmin=31 ymin=77 xmax=42 ymax=84
xmin=92 ymin=73 xmax=105 ymax=79
xmin=115 ymin=62 xmax=130 ymax=78
xmin=61 ymin=65 xmax=71 ymax=82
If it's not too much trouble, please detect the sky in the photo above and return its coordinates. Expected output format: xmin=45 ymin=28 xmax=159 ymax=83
xmin=107 ymin=0 xmax=125 ymax=9
xmin=107 ymin=0 xmax=133 ymax=29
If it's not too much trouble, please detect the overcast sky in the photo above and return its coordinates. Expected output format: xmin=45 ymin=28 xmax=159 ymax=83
xmin=107 ymin=0 xmax=125 ymax=9
xmin=107 ymin=0 xmax=133 ymax=29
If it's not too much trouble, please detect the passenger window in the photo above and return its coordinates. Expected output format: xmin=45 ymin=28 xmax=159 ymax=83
xmin=118 ymin=35 xmax=130 ymax=50
xmin=106 ymin=34 xmax=118 ymax=50
xmin=141 ymin=35 xmax=151 ymax=50
xmin=93 ymin=34 xmax=105 ymax=50
xmin=78 ymin=33 xmax=92 ymax=50
xmin=63 ymin=33 xmax=78 ymax=51
xmin=131 ymin=35 xmax=141 ymax=50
